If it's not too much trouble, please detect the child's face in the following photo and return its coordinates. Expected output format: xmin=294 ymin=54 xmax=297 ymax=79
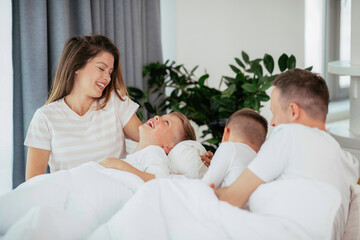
xmin=139 ymin=114 xmax=183 ymax=147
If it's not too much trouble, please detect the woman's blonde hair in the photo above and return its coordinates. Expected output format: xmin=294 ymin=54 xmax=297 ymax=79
xmin=46 ymin=35 xmax=127 ymax=109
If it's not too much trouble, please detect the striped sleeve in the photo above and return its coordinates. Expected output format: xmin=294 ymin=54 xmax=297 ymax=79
xmin=114 ymin=95 xmax=139 ymax=127
xmin=24 ymin=109 xmax=52 ymax=150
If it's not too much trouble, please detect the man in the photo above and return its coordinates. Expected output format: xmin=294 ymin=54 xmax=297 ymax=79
xmin=215 ymin=68 xmax=359 ymax=239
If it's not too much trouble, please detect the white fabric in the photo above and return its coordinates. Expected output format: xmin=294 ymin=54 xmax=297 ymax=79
xmin=248 ymin=179 xmax=342 ymax=240
xmin=124 ymin=145 xmax=170 ymax=178
xmin=89 ymin=178 xmax=342 ymax=240
xmin=168 ymin=140 xmax=207 ymax=179
xmin=202 ymin=142 xmax=256 ymax=188
xmin=0 ymin=146 xmax=167 ymax=238
xmin=3 ymin=206 xmax=93 ymax=240
xmin=24 ymin=91 xmax=138 ymax=172
xmin=247 ymin=124 xmax=359 ymax=240
xmin=342 ymin=184 xmax=360 ymax=240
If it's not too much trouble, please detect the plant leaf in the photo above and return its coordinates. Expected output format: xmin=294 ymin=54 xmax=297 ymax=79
xmin=257 ymin=76 xmax=267 ymax=86
xmin=257 ymin=93 xmax=270 ymax=101
xmin=278 ymin=54 xmax=288 ymax=72
xmin=242 ymin=83 xmax=258 ymax=93
xmin=144 ymin=102 xmax=156 ymax=114
xmin=242 ymin=51 xmax=250 ymax=64
xmin=223 ymin=84 xmax=237 ymax=97
xmin=304 ymin=66 xmax=313 ymax=71
xmin=250 ymin=62 xmax=263 ymax=77
xmin=287 ymin=55 xmax=296 ymax=69
xmin=223 ymin=76 xmax=235 ymax=84
xmin=190 ymin=65 xmax=199 ymax=76
xmin=229 ymin=64 xmax=241 ymax=74
xmin=235 ymin=57 xmax=245 ymax=68
xmin=260 ymin=81 xmax=273 ymax=91
xmin=198 ymin=74 xmax=209 ymax=87
xmin=263 ymin=54 xmax=274 ymax=74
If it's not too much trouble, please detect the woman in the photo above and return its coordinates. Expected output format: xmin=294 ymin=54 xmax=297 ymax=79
xmin=25 ymin=35 xmax=142 ymax=180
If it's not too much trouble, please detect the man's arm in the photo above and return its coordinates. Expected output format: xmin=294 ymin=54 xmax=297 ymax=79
xmin=100 ymin=158 xmax=155 ymax=182
xmin=214 ymin=168 xmax=264 ymax=208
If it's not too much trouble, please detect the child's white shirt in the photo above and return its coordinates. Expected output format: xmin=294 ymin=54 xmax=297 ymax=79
xmin=202 ymin=142 xmax=256 ymax=188
xmin=124 ymin=145 xmax=169 ymax=178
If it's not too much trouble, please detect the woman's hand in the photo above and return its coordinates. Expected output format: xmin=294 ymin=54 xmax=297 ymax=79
xmin=201 ymin=151 xmax=213 ymax=167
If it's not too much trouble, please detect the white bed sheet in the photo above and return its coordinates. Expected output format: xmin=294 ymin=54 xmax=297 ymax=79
xmin=89 ymin=178 xmax=341 ymax=240
xmin=0 ymin=162 xmax=144 ymax=239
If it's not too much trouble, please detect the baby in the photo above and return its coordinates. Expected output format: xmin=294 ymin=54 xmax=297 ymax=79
xmin=202 ymin=108 xmax=268 ymax=188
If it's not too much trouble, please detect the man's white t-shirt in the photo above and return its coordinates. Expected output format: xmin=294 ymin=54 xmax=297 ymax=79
xmin=202 ymin=142 xmax=256 ymax=188
xmin=247 ymin=124 xmax=359 ymax=239
xmin=24 ymin=92 xmax=138 ymax=172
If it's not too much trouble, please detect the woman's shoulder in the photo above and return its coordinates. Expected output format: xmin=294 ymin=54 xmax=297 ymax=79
xmin=34 ymin=99 xmax=64 ymax=118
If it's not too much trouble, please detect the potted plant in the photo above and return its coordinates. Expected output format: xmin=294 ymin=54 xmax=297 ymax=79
xmin=128 ymin=51 xmax=311 ymax=151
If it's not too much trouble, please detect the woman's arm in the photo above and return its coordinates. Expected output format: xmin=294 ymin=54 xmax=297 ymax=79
xmin=123 ymin=113 xmax=142 ymax=142
xmin=100 ymin=158 xmax=155 ymax=182
xmin=26 ymin=147 xmax=51 ymax=180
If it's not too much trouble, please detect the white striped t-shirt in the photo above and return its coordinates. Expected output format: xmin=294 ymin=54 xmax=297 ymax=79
xmin=24 ymin=92 xmax=139 ymax=172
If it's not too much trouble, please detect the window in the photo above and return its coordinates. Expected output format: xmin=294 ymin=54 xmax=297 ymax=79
xmin=305 ymin=0 xmax=351 ymax=101
xmin=339 ymin=0 xmax=351 ymax=88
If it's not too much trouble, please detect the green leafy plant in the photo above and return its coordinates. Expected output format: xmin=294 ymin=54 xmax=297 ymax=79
xmin=128 ymin=51 xmax=312 ymax=151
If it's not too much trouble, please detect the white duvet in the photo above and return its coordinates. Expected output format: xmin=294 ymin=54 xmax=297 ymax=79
xmin=89 ymin=178 xmax=342 ymax=240
xmin=0 ymin=166 xmax=342 ymax=240
xmin=0 ymin=162 xmax=144 ymax=239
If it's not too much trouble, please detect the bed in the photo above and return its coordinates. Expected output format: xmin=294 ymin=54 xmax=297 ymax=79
xmin=0 ymin=141 xmax=359 ymax=240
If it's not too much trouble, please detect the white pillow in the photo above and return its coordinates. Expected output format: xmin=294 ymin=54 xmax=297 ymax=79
xmin=168 ymin=140 xmax=208 ymax=179
xmin=342 ymin=183 xmax=360 ymax=240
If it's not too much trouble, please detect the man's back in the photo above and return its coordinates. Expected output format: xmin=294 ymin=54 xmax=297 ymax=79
xmin=248 ymin=123 xmax=359 ymax=239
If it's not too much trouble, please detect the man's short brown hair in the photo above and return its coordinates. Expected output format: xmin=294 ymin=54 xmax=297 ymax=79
xmin=226 ymin=108 xmax=268 ymax=150
xmin=273 ymin=68 xmax=329 ymax=121
xmin=169 ymin=112 xmax=196 ymax=142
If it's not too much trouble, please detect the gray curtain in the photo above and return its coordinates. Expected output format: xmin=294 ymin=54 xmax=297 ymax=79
xmin=12 ymin=0 xmax=163 ymax=188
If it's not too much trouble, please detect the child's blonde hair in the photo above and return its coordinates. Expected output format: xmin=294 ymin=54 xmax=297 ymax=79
xmin=169 ymin=112 xmax=196 ymax=142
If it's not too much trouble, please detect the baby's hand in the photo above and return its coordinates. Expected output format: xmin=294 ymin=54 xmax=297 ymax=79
xmin=201 ymin=151 xmax=213 ymax=167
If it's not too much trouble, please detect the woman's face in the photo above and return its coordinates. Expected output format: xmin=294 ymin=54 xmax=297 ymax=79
xmin=72 ymin=51 xmax=114 ymax=99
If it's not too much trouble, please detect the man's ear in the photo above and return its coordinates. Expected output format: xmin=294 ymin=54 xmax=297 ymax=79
xmin=222 ymin=127 xmax=230 ymax=142
xmin=162 ymin=146 xmax=173 ymax=154
xmin=288 ymin=102 xmax=301 ymax=122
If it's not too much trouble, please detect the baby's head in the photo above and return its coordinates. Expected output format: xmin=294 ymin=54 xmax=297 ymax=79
xmin=139 ymin=112 xmax=196 ymax=153
xmin=222 ymin=109 xmax=268 ymax=152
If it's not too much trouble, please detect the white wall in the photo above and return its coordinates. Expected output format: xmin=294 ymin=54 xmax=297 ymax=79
xmin=175 ymin=0 xmax=305 ymax=88
xmin=161 ymin=0 xmax=305 ymax=138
